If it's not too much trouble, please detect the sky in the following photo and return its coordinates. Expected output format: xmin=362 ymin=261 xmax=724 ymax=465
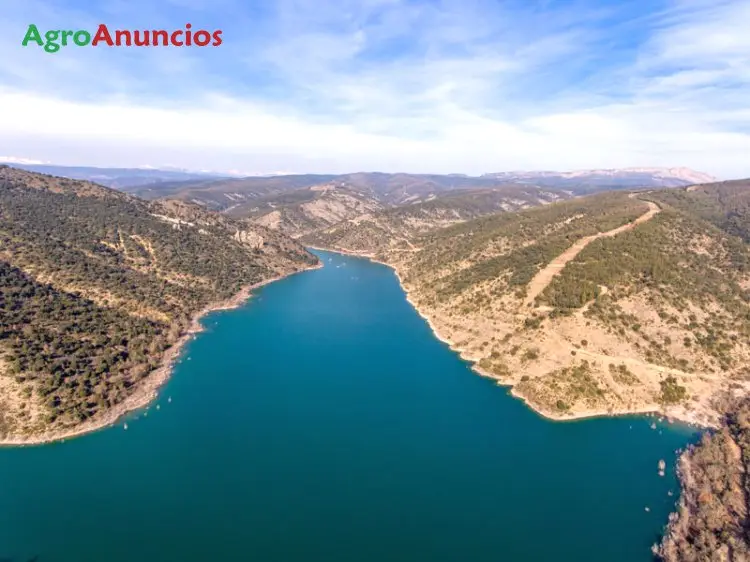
xmin=0 ymin=0 xmax=748 ymax=178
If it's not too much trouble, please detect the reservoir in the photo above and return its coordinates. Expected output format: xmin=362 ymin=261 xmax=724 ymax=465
xmin=0 ymin=250 xmax=697 ymax=561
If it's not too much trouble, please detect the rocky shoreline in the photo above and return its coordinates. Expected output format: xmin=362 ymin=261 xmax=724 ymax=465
xmin=314 ymin=245 xmax=750 ymax=559
xmin=309 ymin=245 xmax=712 ymax=428
xmin=655 ymin=400 xmax=750 ymax=561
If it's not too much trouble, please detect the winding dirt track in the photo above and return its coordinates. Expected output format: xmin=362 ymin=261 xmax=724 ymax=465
xmin=523 ymin=199 xmax=660 ymax=307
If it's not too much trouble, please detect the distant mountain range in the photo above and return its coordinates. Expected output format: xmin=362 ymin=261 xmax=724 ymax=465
xmin=5 ymin=163 xmax=722 ymax=238
xmin=482 ymin=167 xmax=717 ymax=190
xmin=302 ymin=185 xmax=569 ymax=251
xmin=5 ymin=163 xmax=717 ymax=197
xmin=133 ymin=167 xmax=717 ymax=220
xmin=7 ymin=163 xmax=226 ymax=189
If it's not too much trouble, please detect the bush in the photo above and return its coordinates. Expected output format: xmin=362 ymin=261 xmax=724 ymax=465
xmin=660 ymin=375 xmax=687 ymax=404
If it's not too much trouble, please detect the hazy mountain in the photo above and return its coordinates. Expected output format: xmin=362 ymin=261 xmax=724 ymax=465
xmin=8 ymin=163 xmax=226 ymax=190
xmin=132 ymin=168 xmax=720 ymax=212
xmin=331 ymin=173 xmax=538 ymax=204
xmin=142 ymin=172 xmax=561 ymax=211
xmin=12 ymin=163 xmax=718 ymax=205
xmin=482 ymin=167 xmax=717 ymax=191
xmin=133 ymin=174 xmax=339 ymax=207
xmin=303 ymin=185 xmax=570 ymax=255
xmin=240 ymin=183 xmax=385 ymax=238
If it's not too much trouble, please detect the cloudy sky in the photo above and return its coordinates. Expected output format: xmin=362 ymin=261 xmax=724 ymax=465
xmin=0 ymin=0 xmax=748 ymax=177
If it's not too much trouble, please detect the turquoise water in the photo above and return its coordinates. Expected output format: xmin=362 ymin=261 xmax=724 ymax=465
xmin=0 ymin=250 xmax=697 ymax=562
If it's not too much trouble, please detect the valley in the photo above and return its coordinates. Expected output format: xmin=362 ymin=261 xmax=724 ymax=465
xmin=5 ymin=163 xmax=743 ymax=434
xmin=1 ymin=163 xmax=748 ymax=561
xmin=4 ymin=0 xmax=745 ymax=557
xmin=0 ymin=247 xmax=696 ymax=562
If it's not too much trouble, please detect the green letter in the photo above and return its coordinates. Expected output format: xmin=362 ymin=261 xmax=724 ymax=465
xmin=44 ymin=29 xmax=60 ymax=53
xmin=21 ymin=24 xmax=43 ymax=47
xmin=73 ymin=30 xmax=91 ymax=46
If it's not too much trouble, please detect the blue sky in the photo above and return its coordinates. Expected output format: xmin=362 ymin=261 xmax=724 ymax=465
xmin=0 ymin=0 xmax=748 ymax=177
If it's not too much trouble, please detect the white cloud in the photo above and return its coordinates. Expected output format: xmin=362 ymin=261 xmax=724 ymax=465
xmin=0 ymin=0 xmax=748 ymax=178
xmin=3 ymin=86 xmax=749 ymax=178
xmin=0 ymin=155 xmax=49 ymax=165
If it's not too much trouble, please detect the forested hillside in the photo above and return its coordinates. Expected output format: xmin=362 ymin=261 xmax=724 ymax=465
xmin=303 ymin=186 xmax=568 ymax=255
xmin=650 ymin=179 xmax=750 ymax=242
xmin=0 ymin=166 xmax=317 ymax=440
xmin=241 ymin=184 xmax=384 ymax=238
xmin=324 ymin=188 xmax=750 ymax=426
xmin=657 ymin=395 xmax=750 ymax=561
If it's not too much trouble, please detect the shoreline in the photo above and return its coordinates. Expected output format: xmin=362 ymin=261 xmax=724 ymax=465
xmin=312 ymin=245 xmax=709 ymax=557
xmin=0 ymin=262 xmax=322 ymax=448
xmin=311 ymin=245 xmax=710 ymax=429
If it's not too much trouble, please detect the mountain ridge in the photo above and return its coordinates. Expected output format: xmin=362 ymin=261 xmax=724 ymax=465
xmin=9 ymin=163 xmax=720 ymax=203
xmin=7 ymin=163 xmax=227 ymax=190
xmin=302 ymin=185 xmax=570 ymax=254
xmin=484 ymin=167 xmax=716 ymax=185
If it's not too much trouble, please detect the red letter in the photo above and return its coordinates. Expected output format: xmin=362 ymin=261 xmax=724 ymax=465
xmin=91 ymin=24 xmax=114 ymax=46
xmin=193 ymin=30 xmax=211 ymax=46
xmin=152 ymin=30 xmax=168 ymax=46
xmin=170 ymin=30 xmax=183 ymax=46
xmin=133 ymin=30 xmax=150 ymax=46
xmin=185 ymin=23 xmax=192 ymax=46
xmin=115 ymin=29 xmax=131 ymax=46
xmin=212 ymin=30 xmax=222 ymax=46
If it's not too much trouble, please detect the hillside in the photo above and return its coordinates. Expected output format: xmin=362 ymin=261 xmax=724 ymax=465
xmin=315 ymin=188 xmax=750 ymax=426
xmin=656 ymin=395 xmax=750 ymax=561
xmin=328 ymin=173 xmax=553 ymax=204
xmin=136 ymin=174 xmax=339 ymax=207
xmin=303 ymin=186 xmax=569 ymax=255
xmin=0 ymin=166 xmax=317 ymax=441
xmin=236 ymin=183 xmax=384 ymax=238
xmin=10 ymin=163 xmax=225 ymax=190
xmin=155 ymin=172 xmax=552 ymax=209
xmin=651 ymin=179 xmax=750 ymax=242
xmin=129 ymin=171 xmax=600 ymax=210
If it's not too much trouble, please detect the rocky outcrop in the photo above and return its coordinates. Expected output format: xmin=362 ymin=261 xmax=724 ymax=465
xmin=234 ymin=229 xmax=264 ymax=249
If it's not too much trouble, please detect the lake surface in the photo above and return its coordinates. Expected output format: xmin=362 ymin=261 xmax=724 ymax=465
xmin=0 ymin=250 xmax=698 ymax=562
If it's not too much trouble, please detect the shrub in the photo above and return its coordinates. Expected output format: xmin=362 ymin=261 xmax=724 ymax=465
xmin=660 ymin=375 xmax=687 ymax=404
